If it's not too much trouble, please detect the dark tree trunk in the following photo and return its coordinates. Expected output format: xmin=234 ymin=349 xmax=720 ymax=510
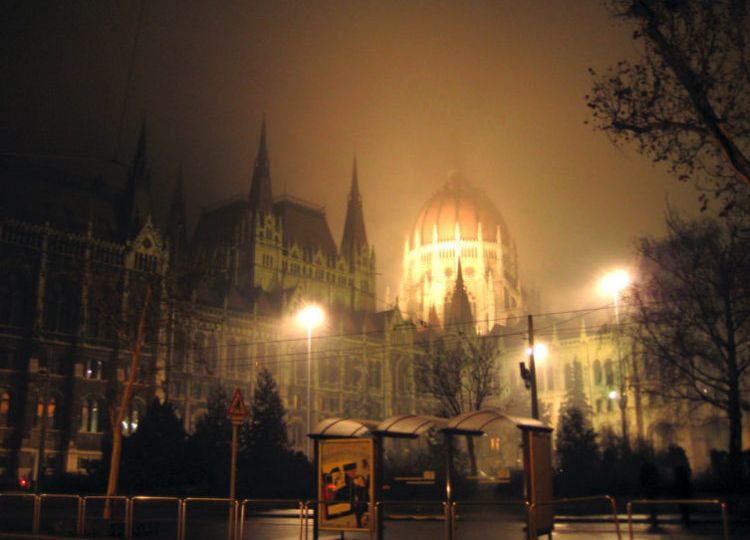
xmin=727 ymin=379 xmax=743 ymax=493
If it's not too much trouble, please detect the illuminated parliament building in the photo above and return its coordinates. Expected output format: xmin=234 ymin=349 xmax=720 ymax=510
xmin=0 ymin=121 xmax=728 ymax=485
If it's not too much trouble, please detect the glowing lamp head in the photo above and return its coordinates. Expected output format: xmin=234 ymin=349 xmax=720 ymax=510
xmin=526 ymin=343 xmax=549 ymax=362
xmin=296 ymin=305 xmax=324 ymax=330
xmin=608 ymin=390 xmax=618 ymax=400
xmin=599 ymin=270 xmax=631 ymax=297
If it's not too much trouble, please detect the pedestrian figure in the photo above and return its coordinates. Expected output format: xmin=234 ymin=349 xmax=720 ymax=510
xmin=639 ymin=458 xmax=660 ymax=532
xmin=671 ymin=465 xmax=692 ymax=527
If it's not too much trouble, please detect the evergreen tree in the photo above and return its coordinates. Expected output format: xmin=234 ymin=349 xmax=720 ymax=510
xmin=239 ymin=368 xmax=311 ymax=499
xmin=245 ymin=368 xmax=288 ymax=452
xmin=120 ymin=399 xmax=188 ymax=494
xmin=562 ymin=360 xmax=593 ymax=417
xmin=555 ymin=405 xmax=600 ymax=496
xmin=187 ymin=385 xmax=235 ymax=495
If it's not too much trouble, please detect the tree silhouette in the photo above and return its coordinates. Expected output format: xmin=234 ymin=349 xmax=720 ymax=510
xmin=587 ymin=0 xmax=750 ymax=206
xmin=120 ymin=399 xmax=188 ymax=494
xmin=629 ymin=210 xmax=750 ymax=491
xmin=556 ymin=405 xmax=600 ymax=496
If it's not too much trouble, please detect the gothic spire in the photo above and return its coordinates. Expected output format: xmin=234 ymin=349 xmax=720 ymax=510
xmin=445 ymin=258 xmax=474 ymax=333
xmin=341 ymin=157 xmax=369 ymax=261
xmin=249 ymin=117 xmax=273 ymax=215
xmin=166 ymin=165 xmax=187 ymax=265
xmin=121 ymin=119 xmax=153 ymax=239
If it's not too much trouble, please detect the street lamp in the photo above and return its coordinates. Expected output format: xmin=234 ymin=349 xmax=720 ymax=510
xmin=296 ymin=305 xmax=324 ymax=457
xmin=599 ymin=269 xmax=631 ymax=442
xmin=599 ymin=269 xmax=630 ymax=324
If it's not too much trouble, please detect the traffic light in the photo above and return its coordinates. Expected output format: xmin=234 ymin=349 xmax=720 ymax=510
xmin=519 ymin=362 xmax=531 ymax=389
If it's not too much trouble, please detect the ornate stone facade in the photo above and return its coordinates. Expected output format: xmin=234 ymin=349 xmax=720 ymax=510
xmin=0 ymin=121 xmax=419 ymax=485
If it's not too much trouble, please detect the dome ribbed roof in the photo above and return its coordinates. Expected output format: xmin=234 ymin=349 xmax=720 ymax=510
xmin=412 ymin=172 xmax=509 ymax=247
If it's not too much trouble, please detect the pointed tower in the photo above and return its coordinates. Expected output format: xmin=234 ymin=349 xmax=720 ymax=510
xmin=165 ymin=166 xmax=187 ymax=266
xmin=248 ymin=118 xmax=274 ymax=216
xmin=445 ymin=259 xmax=474 ymax=334
xmin=341 ymin=157 xmax=369 ymax=262
xmin=121 ymin=120 xmax=153 ymax=239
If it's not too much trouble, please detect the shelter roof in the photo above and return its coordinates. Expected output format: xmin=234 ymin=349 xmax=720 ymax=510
xmin=309 ymin=417 xmax=379 ymax=439
xmin=372 ymin=414 xmax=449 ymax=438
xmin=444 ymin=408 xmax=552 ymax=435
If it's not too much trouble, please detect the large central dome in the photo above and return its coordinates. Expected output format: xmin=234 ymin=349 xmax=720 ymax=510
xmin=401 ymin=171 xmax=523 ymax=334
xmin=411 ymin=172 xmax=509 ymax=247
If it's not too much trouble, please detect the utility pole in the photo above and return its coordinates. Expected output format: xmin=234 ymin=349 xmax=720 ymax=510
xmin=528 ymin=315 xmax=539 ymax=420
xmin=227 ymin=388 xmax=248 ymax=540
xmin=35 ymin=367 xmax=50 ymax=493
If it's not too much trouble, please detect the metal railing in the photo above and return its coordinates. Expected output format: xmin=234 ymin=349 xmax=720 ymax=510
xmin=0 ymin=493 xmax=37 ymax=534
xmin=129 ymin=496 xmax=182 ymax=540
xmin=0 ymin=492 xmax=734 ymax=540
xmin=238 ymin=498 xmax=305 ymax=540
xmin=451 ymin=499 xmax=531 ymax=540
xmin=529 ymin=495 xmax=622 ymax=540
xmin=81 ymin=495 xmax=129 ymax=538
xmin=36 ymin=493 xmax=83 ymax=536
xmin=626 ymin=499 xmax=729 ymax=540
xmin=180 ymin=497 xmax=237 ymax=540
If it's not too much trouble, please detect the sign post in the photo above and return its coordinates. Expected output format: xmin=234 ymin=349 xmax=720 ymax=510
xmin=227 ymin=388 xmax=248 ymax=540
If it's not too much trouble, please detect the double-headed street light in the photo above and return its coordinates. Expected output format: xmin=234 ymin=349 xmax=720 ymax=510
xmin=296 ymin=305 xmax=324 ymax=457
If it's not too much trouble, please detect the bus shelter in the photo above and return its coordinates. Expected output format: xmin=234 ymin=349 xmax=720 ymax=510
xmin=309 ymin=410 xmax=552 ymax=540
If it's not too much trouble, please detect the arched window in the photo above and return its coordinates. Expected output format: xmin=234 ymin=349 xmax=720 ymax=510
xmin=36 ymin=395 xmax=62 ymax=429
xmin=394 ymin=357 xmax=410 ymax=393
xmin=290 ymin=422 xmax=303 ymax=449
xmin=0 ymin=349 xmax=16 ymax=370
xmin=173 ymin=330 xmax=187 ymax=372
xmin=81 ymin=397 xmax=104 ymax=433
xmin=206 ymin=336 xmax=218 ymax=374
xmin=84 ymin=358 xmax=103 ymax=380
xmin=238 ymin=343 xmax=249 ymax=376
xmin=546 ymin=365 xmax=554 ymax=391
xmin=122 ymin=399 xmax=144 ymax=436
xmin=193 ymin=333 xmax=206 ymax=372
xmin=0 ymin=272 xmax=26 ymax=327
xmin=44 ymin=276 xmax=79 ymax=334
xmin=226 ymin=338 xmax=236 ymax=375
xmin=0 ymin=389 xmax=11 ymax=426
xmin=266 ymin=344 xmax=278 ymax=376
xmin=605 ymin=359 xmax=614 ymax=386
xmin=564 ymin=363 xmax=573 ymax=390
xmin=593 ymin=360 xmax=603 ymax=385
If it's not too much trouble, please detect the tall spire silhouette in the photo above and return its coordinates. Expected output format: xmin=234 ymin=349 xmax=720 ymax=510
xmin=341 ymin=157 xmax=368 ymax=261
xmin=248 ymin=117 xmax=273 ymax=215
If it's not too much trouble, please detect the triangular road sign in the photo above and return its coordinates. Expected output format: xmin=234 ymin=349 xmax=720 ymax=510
xmin=227 ymin=388 xmax=248 ymax=420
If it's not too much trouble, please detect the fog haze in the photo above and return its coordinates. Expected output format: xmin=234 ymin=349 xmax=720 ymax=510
xmin=0 ymin=0 xmax=702 ymax=314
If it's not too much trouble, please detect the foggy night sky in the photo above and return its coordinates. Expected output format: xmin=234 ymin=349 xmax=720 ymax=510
xmin=0 ymin=1 xmax=702 ymax=314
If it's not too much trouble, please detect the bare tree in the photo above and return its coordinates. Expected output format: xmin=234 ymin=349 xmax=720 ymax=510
xmin=628 ymin=210 xmax=750 ymax=490
xmin=415 ymin=331 xmax=500 ymax=475
xmin=587 ymin=0 xmax=750 ymax=206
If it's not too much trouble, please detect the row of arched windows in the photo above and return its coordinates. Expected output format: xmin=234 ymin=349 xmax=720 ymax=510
xmin=593 ymin=359 xmax=615 ymax=386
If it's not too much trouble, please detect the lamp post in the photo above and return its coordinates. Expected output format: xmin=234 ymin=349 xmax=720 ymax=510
xmin=296 ymin=305 xmax=324 ymax=457
xmin=599 ymin=270 xmax=631 ymax=442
